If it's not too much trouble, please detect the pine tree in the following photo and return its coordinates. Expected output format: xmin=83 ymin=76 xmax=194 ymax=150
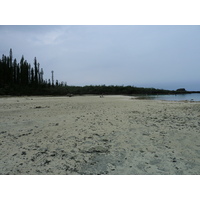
xmin=13 ymin=59 xmax=18 ymax=84
xmin=40 ymin=68 xmax=44 ymax=83
xmin=31 ymin=68 xmax=34 ymax=85
xmin=9 ymin=49 xmax=14 ymax=85
xmin=34 ymin=57 xmax=38 ymax=85
xmin=20 ymin=56 xmax=24 ymax=85
xmin=28 ymin=64 xmax=31 ymax=85
xmin=38 ymin=63 xmax=40 ymax=84
xmin=9 ymin=49 xmax=12 ymax=68
xmin=16 ymin=65 xmax=20 ymax=85
xmin=51 ymin=70 xmax=54 ymax=86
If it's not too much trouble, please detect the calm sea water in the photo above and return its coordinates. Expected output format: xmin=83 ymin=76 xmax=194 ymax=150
xmin=138 ymin=93 xmax=200 ymax=101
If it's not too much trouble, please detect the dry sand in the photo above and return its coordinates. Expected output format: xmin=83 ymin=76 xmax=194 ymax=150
xmin=0 ymin=95 xmax=200 ymax=175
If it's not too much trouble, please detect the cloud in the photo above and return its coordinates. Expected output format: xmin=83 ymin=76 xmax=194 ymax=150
xmin=0 ymin=25 xmax=200 ymax=90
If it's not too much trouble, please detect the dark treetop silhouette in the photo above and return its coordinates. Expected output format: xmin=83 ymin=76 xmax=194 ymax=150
xmin=0 ymin=49 xmax=190 ymax=96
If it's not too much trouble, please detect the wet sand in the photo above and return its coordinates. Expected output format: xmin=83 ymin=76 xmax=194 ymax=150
xmin=0 ymin=95 xmax=200 ymax=175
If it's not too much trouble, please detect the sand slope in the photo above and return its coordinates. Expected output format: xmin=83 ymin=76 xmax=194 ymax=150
xmin=0 ymin=95 xmax=200 ymax=174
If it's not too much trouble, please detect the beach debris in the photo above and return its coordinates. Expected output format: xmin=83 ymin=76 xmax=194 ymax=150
xmin=172 ymin=158 xmax=177 ymax=162
xmin=49 ymin=122 xmax=59 ymax=126
xmin=43 ymin=159 xmax=51 ymax=165
xmin=0 ymin=131 xmax=7 ymax=134
xmin=35 ymin=106 xmax=42 ymax=109
xmin=81 ymin=145 xmax=109 ymax=153
xmin=50 ymin=153 xmax=56 ymax=157
xmin=21 ymin=151 xmax=26 ymax=155
xmin=34 ymin=106 xmax=50 ymax=109
xmin=142 ymin=132 xmax=150 ymax=136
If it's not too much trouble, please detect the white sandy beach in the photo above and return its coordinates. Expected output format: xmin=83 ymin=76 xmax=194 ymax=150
xmin=0 ymin=95 xmax=200 ymax=175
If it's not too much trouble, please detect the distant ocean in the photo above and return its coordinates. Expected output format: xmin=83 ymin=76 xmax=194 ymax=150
xmin=138 ymin=93 xmax=200 ymax=101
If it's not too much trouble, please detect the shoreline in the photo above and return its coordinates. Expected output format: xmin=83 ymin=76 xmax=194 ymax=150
xmin=1 ymin=95 xmax=200 ymax=174
xmin=1 ymin=93 xmax=200 ymax=101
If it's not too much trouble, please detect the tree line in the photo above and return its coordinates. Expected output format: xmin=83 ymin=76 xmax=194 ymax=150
xmin=0 ymin=49 xmax=66 ymax=95
xmin=0 ymin=49 xmax=187 ymax=96
xmin=0 ymin=49 xmax=45 ymax=86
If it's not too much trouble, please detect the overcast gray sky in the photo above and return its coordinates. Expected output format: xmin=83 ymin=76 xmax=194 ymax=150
xmin=0 ymin=25 xmax=200 ymax=91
